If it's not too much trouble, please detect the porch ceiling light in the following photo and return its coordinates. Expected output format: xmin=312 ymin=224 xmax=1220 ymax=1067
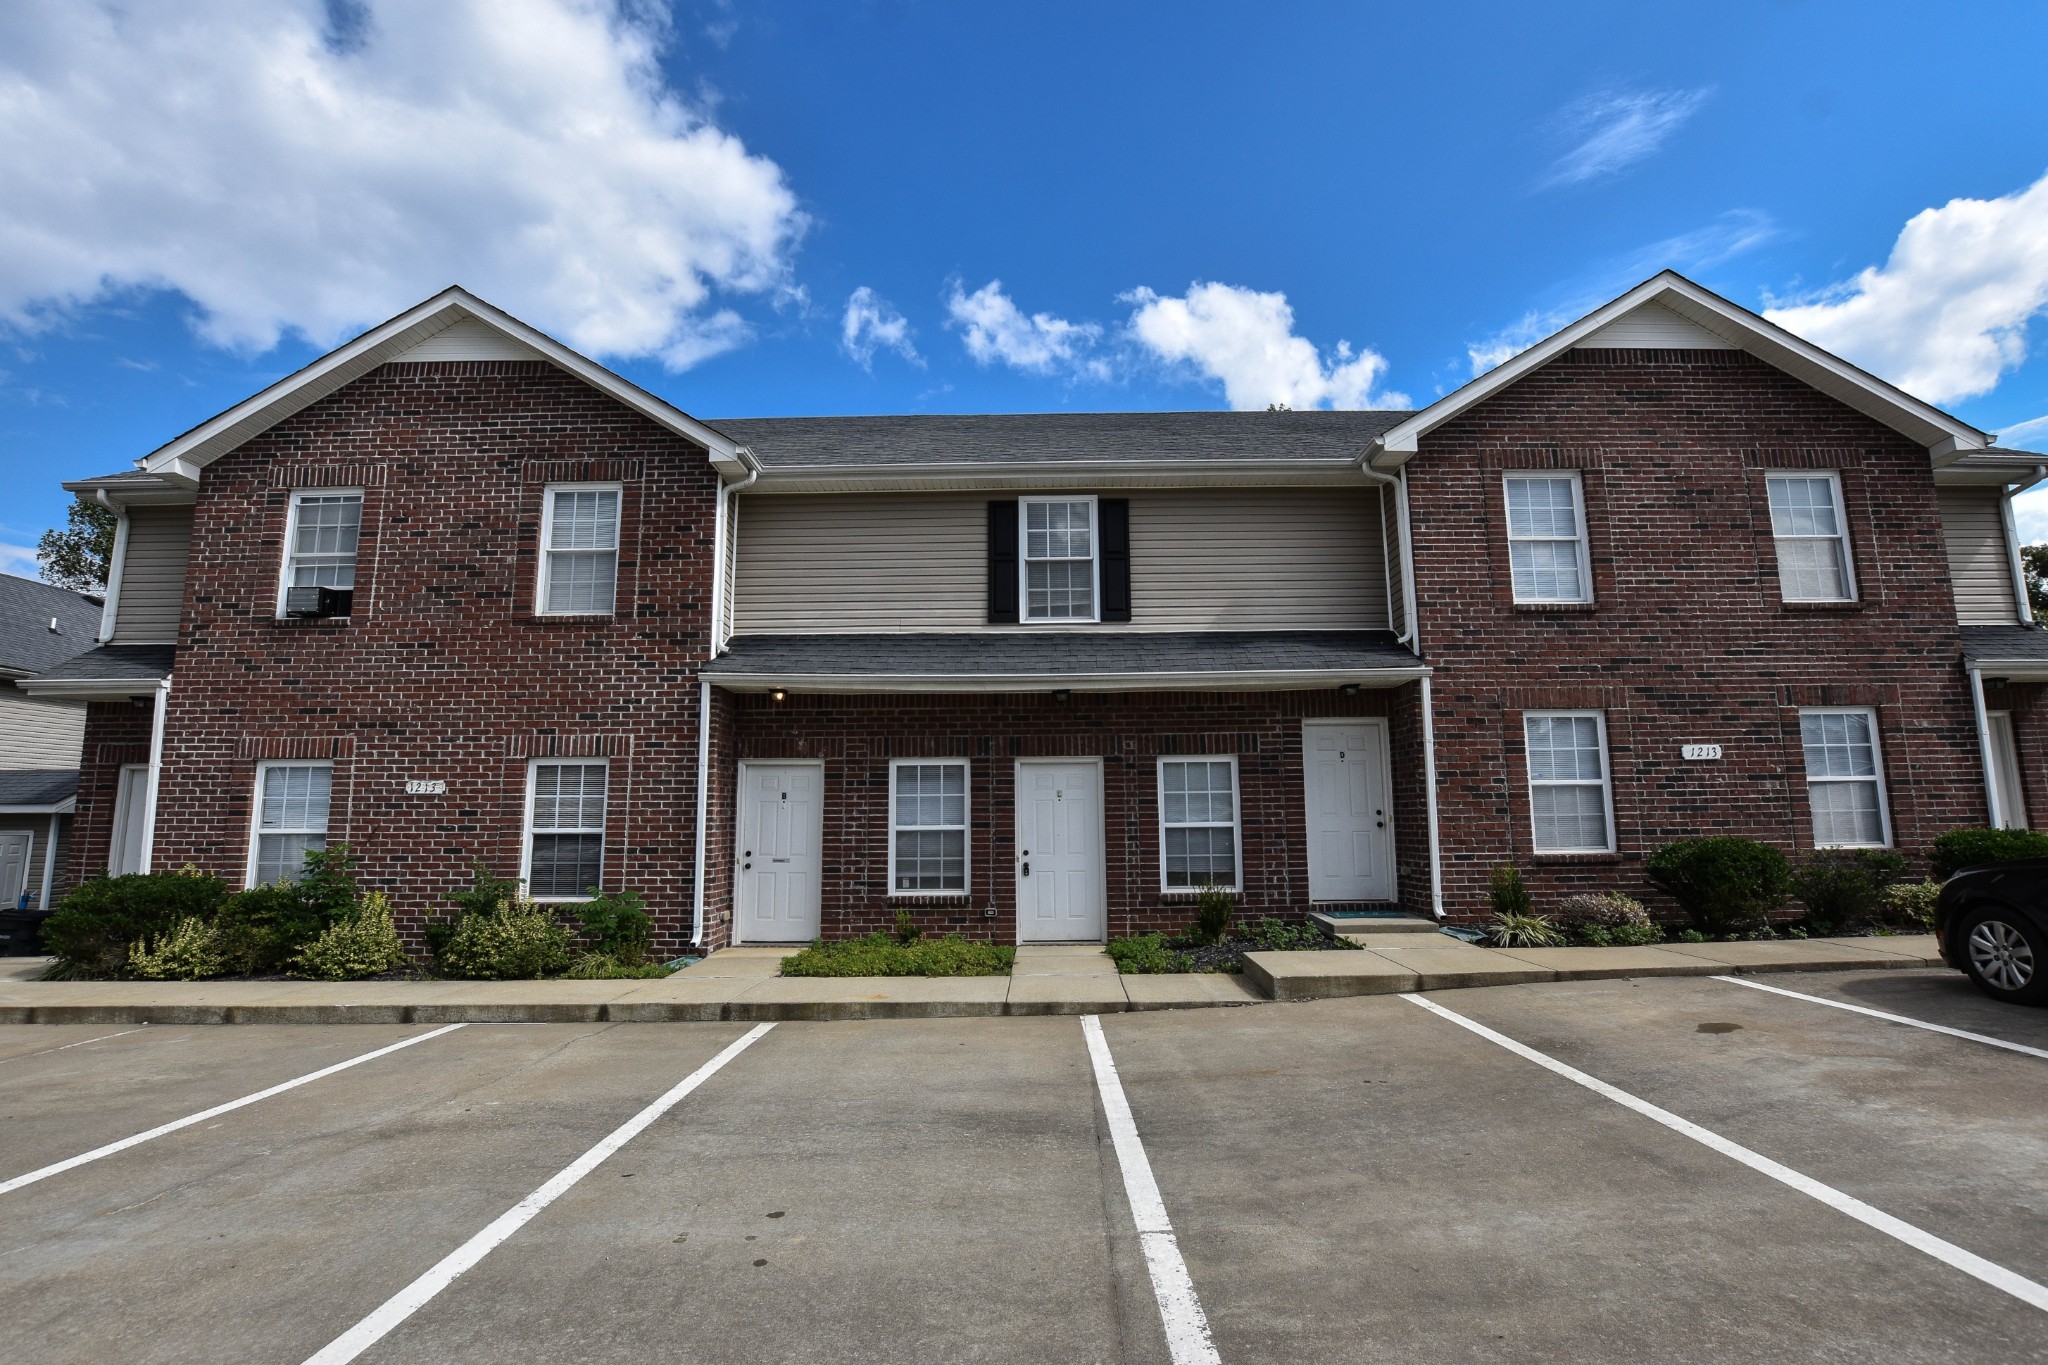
xmin=1051 ymin=689 xmax=1071 ymax=702
xmin=1338 ymin=683 xmax=1361 ymax=697
xmin=770 ymin=687 xmax=786 ymax=702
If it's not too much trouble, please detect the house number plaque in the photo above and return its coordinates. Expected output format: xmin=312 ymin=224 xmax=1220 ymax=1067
xmin=1680 ymin=745 xmax=1723 ymax=761
xmin=405 ymin=779 xmax=448 ymax=795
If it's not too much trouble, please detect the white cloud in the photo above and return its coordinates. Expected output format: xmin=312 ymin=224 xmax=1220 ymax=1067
xmin=1541 ymin=88 xmax=1711 ymax=189
xmin=840 ymin=287 xmax=921 ymax=370
xmin=0 ymin=0 xmax=805 ymax=370
xmin=1998 ymin=413 xmax=2048 ymax=448
xmin=0 ymin=543 xmax=40 ymax=579
xmin=1124 ymin=282 xmax=1408 ymax=411
xmin=945 ymin=280 xmax=1105 ymax=378
xmin=1764 ymin=171 xmax=2048 ymax=405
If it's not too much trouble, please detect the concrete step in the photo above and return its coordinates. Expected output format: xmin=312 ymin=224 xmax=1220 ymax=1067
xmin=1307 ymin=911 xmax=1440 ymax=939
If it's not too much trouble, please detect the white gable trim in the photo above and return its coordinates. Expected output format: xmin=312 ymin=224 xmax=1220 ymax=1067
xmin=137 ymin=287 xmax=741 ymax=480
xmin=1366 ymin=271 xmax=1987 ymax=467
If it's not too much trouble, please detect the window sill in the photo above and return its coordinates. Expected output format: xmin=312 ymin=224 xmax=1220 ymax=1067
xmin=271 ymin=616 xmax=352 ymax=628
xmin=1530 ymin=851 xmax=1625 ymax=864
xmin=1156 ymin=888 xmax=1244 ymax=899
xmin=886 ymin=892 xmax=971 ymax=903
xmin=1511 ymin=601 xmax=1598 ymax=613
xmin=1780 ymin=600 xmax=1864 ymax=612
xmin=527 ymin=613 xmax=618 ymax=625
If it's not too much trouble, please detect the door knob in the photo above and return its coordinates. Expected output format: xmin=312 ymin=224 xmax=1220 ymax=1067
xmin=743 ymin=862 xmax=752 ymax=870
xmin=1376 ymin=821 xmax=1385 ymax=829
xmin=1022 ymin=862 xmax=1031 ymax=877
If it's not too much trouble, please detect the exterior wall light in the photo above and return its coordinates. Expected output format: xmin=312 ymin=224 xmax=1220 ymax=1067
xmin=770 ymin=688 xmax=786 ymax=702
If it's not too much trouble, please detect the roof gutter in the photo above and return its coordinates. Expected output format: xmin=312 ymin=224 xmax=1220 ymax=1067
xmin=703 ymin=666 xmax=1432 ymax=695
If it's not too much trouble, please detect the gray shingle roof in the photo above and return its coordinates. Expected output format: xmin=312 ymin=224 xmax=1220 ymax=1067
xmin=28 ymin=644 xmax=176 ymax=684
xmin=705 ymin=411 xmax=1409 ymax=469
xmin=704 ymin=630 xmax=1420 ymax=686
xmin=0 ymin=575 xmax=104 ymax=675
xmin=1962 ymin=625 xmax=2048 ymax=664
xmin=0 ymin=769 xmax=77 ymax=808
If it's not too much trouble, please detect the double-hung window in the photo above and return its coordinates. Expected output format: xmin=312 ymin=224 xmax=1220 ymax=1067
xmin=1767 ymin=473 xmax=1855 ymax=602
xmin=279 ymin=491 xmax=363 ymax=614
xmin=889 ymin=760 xmax=968 ymax=893
xmin=250 ymin=761 xmax=332 ymax=886
xmin=1799 ymin=708 xmax=1890 ymax=847
xmin=526 ymin=760 xmax=608 ymax=899
xmin=539 ymin=484 xmax=622 ymax=615
xmin=1523 ymin=712 xmax=1614 ymax=853
xmin=1503 ymin=474 xmax=1591 ymax=603
xmin=1021 ymin=496 xmax=1098 ymax=622
xmin=1159 ymin=757 xmax=1240 ymax=890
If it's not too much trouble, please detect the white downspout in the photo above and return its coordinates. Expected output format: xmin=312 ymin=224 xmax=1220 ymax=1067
xmin=138 ymin=677 xmax=170 ymax=873
xmin=39 ymin=812 xmax=59 ymax=911
xmin=1969 ymin=663 xmax=2003 ymax=829
xmin=693 ymin=453 xmax=760 ymax=948
xmin=1356 ymin=467 xmax=1414 ymax=648
xmin=96 ymin=492 xmax=130 ymax=643
xmin=1999 ymin=466 xmax=2044 ymax=625
xmin=1420 ymin=672 xmax=1444 ymax=919
xmin=1396 ymin=470 xmax=1421 ymax=656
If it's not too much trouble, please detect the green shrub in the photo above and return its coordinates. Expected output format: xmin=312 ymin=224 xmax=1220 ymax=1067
xmin=893 ymin=906 xmax=922 ymax=944
xmin=1607 ymin=920 xmax=1664 ymax=947
xmin=574 ymin=888 xmax=653 ymax=965
xmin=426 ymin=862 xmax=529 ymax=961
xmin=1192 ymin=885 xmax=1235 ymax=945
xmin=42 ymin=869 xmax=230 ymax=978
xmin=294 ymin=843 xmax=363 ymax=921
xmin=1485 ymin=911 xmax=1565 ymax=948
xmin=1553 ymin=891 xmax=1649 ymax=928
xmin=1645 ymin=837 xmax=1789 ymax=937
xmin=437 ymin=900 xmax=573 ymax=979
xmin=213 ymin=882 xmax=326 ymax=975
xmin=293 ymin=893 xmax=410 ymax=981
xmin=1106 ymin=932 xmax=1196 ymax=974
xmin=779 ymin=933 xmax=1014 ymax=978
xmin=1879 ymin=879 xmax=1941 ymax=931
xmin=1928 ymin=827 xmax=2048 ymax=880
xmin=128 ymin=916 xmax=226 ymax=980
xmin=1242 ymin=916 xmax=1358 ymax=951
xmin=1790 ymin=849 xmax=1906 ymax=927
xmin=564 ymin=952 xmax=675 ymax=980
xmin=1488 ymin=865 xmax=1531 ymax=917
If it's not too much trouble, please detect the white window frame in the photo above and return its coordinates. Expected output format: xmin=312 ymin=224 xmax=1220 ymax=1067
xmin=1018 ymin=494 xmax=1102 ymax=624
xmin=1766 ymin=471 xmax=1858 ymax=604
xmin=1502 ymin=472 xmax=1593 ymax=605
xmin=1798 ymin=706 xmax=1893 ymax=849
xmin=537 ymin=482 xmax=624 ymax=617
xmin=1522 ymin=710 xmax=1617 ymax=855
xmin=246 ymin=760 xmax=334 ymax=888
xmin=521 ymin=759 xmax=609 ymax=902
xmin=1156 ymin=755 xmax=1243 ymax=894
xmin=276 ymin=488 xmax=365 ymax=617
xmin=886 ymin=758 xmax=971 ymax=897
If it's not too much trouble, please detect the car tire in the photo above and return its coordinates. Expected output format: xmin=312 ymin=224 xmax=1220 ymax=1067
xmin=1957 ymin=908 xmax=2048 ymax=1006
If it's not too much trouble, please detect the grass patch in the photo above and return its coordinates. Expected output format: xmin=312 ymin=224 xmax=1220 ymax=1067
xmin=780 ymin=933 xmax=1014 ymax=978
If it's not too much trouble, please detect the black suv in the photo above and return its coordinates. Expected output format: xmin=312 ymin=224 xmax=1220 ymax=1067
xmin=1936 ymin=857 xmax=2048 ymax=1005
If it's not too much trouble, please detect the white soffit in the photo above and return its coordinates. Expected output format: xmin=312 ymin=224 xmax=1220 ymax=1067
xmin=1574 ymin=301 xmax=1733 ymax=350
xmin=137 ymin=288 xmax=740 ymax=477
xmin=1369 ymin=271 xmax=1986 ymax=463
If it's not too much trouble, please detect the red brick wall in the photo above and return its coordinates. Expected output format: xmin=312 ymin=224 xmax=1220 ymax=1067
xmin=726 ymin=686 xmax=1410 ymax=943
xmin=1410 ymin=347 xmax=1986 ymax=919
xmin=135 ymin=359 xmax=719 ymax=953
xmin=66 ymin=699 xmax=154 ymax=889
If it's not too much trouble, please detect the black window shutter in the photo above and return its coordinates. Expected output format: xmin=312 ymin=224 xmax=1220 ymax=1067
xmin=1100 ymin=498 xmax=1131 ymax=621
xmin=987 ymin=500 xmax=1019 ymax=624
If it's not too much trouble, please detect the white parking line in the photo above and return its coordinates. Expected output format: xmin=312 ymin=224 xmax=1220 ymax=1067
xmin=1713 ymin=976 xmax=2048 ymax=1060
xmin=1403 ymin=993 xmax=2048 ymax=1314
xmin=301 ymin=1022 xmax=777 ymax=1365
xmin=1081 ymin=1014 xmax=1222 ymax=1365
xmin=0 ymin=1023 xmax=467 ymax=1197
xmin=0 ymin=1025 xmax=152 ymax=1064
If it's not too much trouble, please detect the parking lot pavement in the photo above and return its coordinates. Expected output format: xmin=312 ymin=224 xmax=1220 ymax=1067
xmin=1 ymin=971 xmax=2045 ymax=1364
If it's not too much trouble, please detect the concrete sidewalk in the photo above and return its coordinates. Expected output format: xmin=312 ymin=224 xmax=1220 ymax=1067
xmin=0 ymin=935 xmax=1945 ymax=1023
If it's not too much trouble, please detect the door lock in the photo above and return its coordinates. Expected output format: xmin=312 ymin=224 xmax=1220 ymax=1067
xmin=1021 ymin=862 xmax=1031 ymax=877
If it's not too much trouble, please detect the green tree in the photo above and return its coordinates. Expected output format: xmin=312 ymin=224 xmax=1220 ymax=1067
xmin=37 ymin=498 xmax=118 ymax=593
xmin=2024 ymin=543 xmax=2048 ymax=621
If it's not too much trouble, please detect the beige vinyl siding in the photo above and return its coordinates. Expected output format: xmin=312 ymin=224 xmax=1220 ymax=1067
xmin=720 ymin=495 xmax=740 ymax=645
xmin=110 ymin=506 xmax=193 ymax=645
xmin=0 ymin=680 xmax=85 ymax=770
xmin=1938 ymin=488 xmax=2021 ymax=625
xmin=1574 ymin=302 xmax=1734 ymax=350
xmin=731 ymin=488 xmax=1387 ymax=633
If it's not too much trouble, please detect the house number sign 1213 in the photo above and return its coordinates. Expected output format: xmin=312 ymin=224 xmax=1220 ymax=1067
xmin=405 ymin=779 xmax=447 ymax=795
xmin=1681 ymin=744 xmax=1723 ymax=761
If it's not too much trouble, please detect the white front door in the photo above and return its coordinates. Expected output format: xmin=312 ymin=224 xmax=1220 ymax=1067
xmin=1015 ymin=760 xmax=1104 ymax=942
xmin=1303 ymin=720 xmax=1395 ymax=902
xmin=736 ymin=763 xmax=823 ymax=943
xmin=1990 ymin=711 xmax=2029 ymax=829
xmin=110 ymin=765 xmax=149 ymax=876
xmin=0 ymin=832 xmax=30 ymax=908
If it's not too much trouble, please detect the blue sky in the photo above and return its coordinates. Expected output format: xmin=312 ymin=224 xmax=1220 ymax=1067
xmin=7 ymin=0 xmax=2048 ymax=577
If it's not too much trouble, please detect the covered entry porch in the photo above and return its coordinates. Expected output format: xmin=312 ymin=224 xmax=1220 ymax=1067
xmin=702 ymin=630 xmax=1433 ymax=946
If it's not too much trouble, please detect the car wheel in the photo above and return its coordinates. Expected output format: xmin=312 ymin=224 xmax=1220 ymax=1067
xmin=1959 ymin=909 xmax=2048 ymax=1006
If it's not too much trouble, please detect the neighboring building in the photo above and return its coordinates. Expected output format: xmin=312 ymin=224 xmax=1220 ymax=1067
xmin=21 ymin=273 xmax=2045 ymax=951
xmin=0 ymin=574 xmax=103 ymax=919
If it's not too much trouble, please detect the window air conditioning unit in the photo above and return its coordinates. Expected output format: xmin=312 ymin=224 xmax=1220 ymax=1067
xmin=284 ymin=586 xmax=353 ymax=619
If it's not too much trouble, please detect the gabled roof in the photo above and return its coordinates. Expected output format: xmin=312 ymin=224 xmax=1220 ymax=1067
xmin=1367 ymin=271 xmax=1990 ymax=468
xmin=0 ymin=575 xmax=103 ymax=677
xmin=136 ymin=287 xmax=743 ymax=485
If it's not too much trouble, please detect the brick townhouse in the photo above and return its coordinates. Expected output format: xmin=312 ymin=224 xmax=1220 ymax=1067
xmin=21 ymin=272 xmax=2047 ymax=951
